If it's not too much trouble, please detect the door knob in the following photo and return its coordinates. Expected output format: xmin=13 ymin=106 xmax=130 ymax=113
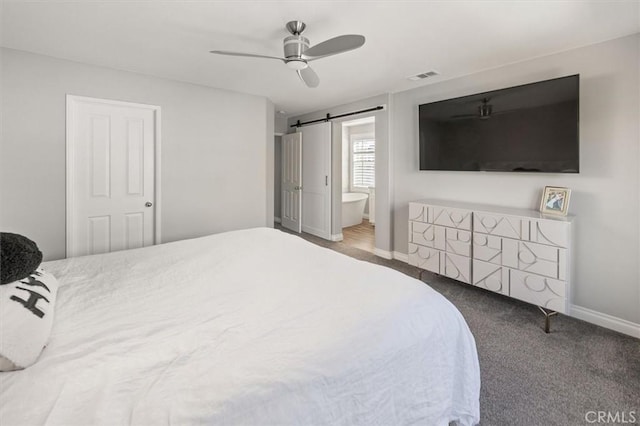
xmin=145 ymin=202 xmax=153 ymax=207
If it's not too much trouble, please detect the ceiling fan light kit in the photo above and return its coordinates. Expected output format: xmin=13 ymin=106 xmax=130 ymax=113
xmin=210 ymin=20 xmax=365 ymax=88
xmin=285 ymin=59 xmax=308 ymax=70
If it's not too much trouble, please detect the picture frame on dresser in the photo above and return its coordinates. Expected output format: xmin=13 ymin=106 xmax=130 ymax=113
xmin=540 ymin=186 xmax=571 ymax=216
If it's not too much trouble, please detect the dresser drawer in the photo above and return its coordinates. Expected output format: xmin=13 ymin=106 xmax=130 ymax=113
xmin=510 ymin=270 xmax=567 ymax=313
xmin=474 ymin=212 xmax=529 ymax=240
xmin=409 ymin=203 xmax=429 ymax=223
xmin=473 ymin=233 xmax=518 ymax=266
xmin=432 ymin=206 xmax=472 ymax=230
xmin=515 ymin=241 xmax=565 ymax=279
xmin=408 ymin=243 xmax=440 ymax=274
xmin=410 ymin=221 xmax=445 ymax=250
xmin=445 ymin=227 xmax=471 ymax=257
xmin=441 ymin=252 xmax=471 ymax=284
xmin=529 ymin=219 xmax=570 ymax=248
xmin=472 ymin=260 xmax=509 ymax=295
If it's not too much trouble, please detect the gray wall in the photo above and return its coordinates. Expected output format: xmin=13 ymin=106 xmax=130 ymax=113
xmin=274 ymin=135 xmax=282 ymax=220
xmin=275 ymin=115 xmax=288 ymax=135
xmin=391 ymin=34 xmax=640 ymax=324
xmin=289 ymin=94 xmax=391 ymax=250
xmin=265 ymin=100 xmax=275 ymax=227
xmin=1 ymin=48 xmax=273 ymax=261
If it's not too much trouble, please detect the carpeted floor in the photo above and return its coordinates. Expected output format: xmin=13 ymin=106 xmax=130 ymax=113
xmin=276 ymin=225 xmax=640 ymax=426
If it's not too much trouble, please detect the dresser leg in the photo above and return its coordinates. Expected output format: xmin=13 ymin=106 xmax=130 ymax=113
xmin=538 ymin=306 xmax=558 ymax=333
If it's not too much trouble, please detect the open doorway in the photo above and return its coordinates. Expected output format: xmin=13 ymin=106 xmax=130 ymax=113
xmin=340 ymin=116 xmax=375 ymax=253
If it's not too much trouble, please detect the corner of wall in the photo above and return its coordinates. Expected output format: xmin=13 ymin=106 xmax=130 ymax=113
xmin=266 ymin=100 xmax=275 ymax=227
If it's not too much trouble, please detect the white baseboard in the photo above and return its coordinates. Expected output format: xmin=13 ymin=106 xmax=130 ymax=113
xmin=363 ymin=213 xmax=369 ymax=220
xmin=331 ymin=233 xmax=343 ymax=242
xmin=374 ymin=248 xmax=393 ymax=259
xmin=570 ymin=305 xmax=640 ymax=338
xmin=274 ymin=217 xmax=281 ymax=224
xmin=393 ymin=251 xmax=409 ymax=263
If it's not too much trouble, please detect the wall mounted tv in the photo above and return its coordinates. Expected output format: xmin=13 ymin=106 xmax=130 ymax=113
xmin=419 ymin=74 xmax=579 ymax=173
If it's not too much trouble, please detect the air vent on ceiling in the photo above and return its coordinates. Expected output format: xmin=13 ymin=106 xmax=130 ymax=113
xmin=408 ymin=70 xmax=439 ymax=81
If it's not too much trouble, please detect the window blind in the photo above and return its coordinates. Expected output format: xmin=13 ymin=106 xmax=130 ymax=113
xmin=352 ymin=139 xmax=375 ymax=188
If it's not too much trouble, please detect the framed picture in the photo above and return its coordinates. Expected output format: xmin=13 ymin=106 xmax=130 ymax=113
xmin=540 ymin=186 xmax=571 ymax=216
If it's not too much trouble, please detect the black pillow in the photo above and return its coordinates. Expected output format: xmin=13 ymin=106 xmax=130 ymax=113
xmin=0 ymin=233 xmax=43 ymax=284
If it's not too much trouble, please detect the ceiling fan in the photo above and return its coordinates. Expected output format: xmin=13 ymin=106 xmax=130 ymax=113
xmin=450 ymin=97 xmax=525 ymax=120
xmin=210 ymin=21 xmax=365 ymax=88
xmin=451 ymin=98 xmax=497 ymax=120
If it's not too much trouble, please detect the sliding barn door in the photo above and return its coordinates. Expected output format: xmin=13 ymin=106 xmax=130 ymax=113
xmin=299 ymin=122 xmax=332 ymax=240
xmin=281 ymin=132 xmax=302 ymax=233
xmin=67 ymin=96 xmax=159 ymax=257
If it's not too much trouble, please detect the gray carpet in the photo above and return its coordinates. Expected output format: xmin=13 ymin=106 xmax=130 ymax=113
xmin=277 ymin=226 xmax=640 ymax=426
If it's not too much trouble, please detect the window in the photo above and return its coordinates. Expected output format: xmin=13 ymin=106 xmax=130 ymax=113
xmin=351 ymin=136 xmax=375 ymax=189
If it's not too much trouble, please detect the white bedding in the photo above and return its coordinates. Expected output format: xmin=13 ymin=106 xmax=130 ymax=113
xmin=0 ymin=228 xmax=480 ymax=425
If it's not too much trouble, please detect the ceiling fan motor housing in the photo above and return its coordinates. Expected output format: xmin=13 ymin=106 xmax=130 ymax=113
xmin=284 ymin=35 xmax=309 ymax=59
xmin=284 ymin=35 xmax=310 ymax=69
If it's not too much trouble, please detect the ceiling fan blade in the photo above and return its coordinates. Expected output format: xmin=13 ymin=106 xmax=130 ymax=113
xmin=297 ymin=66 xmax=320 ymax=88
xmin=303 ymin=34 xmax=365 ymax=59
xmin=210 ymin=50 xmax=285 ymax=62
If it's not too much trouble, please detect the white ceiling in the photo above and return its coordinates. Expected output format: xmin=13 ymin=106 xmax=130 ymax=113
xmin=2 ymin=1 xmax=639 ymax=116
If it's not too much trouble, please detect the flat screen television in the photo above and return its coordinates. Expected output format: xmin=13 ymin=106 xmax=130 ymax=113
xmin=419 ymin=75 xmax=579 ymax=173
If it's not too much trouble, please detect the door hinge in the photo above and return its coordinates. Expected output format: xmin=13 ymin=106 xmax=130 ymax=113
xmin=325 ymin=176 xmax=328 ymax=186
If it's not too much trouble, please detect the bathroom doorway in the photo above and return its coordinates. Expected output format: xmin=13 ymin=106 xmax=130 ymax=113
xmin=341 ymin=116 xmax=375 ymax=253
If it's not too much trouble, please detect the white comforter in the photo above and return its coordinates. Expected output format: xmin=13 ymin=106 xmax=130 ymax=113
xmin=0 ymin=228 xmax=480 ymax=425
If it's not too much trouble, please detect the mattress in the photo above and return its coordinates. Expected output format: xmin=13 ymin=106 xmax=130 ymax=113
xmin=0 ymin=227 xmax=480 ymax=425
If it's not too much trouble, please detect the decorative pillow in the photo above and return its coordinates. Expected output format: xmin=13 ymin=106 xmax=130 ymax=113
xmin=0 ymin=233 xmax=43 ymax=284
xmin=0 ymin=268 xmax=59 ymax=371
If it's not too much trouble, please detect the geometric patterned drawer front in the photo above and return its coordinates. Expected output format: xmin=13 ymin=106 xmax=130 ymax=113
xmin=408 ymin=243 xmax=440 ymax=274
xmin=530 ymin=220 xmax=569 ymax=248
xmin=474 ymin=212 xmax=529 ymax=239
xmin=409 ymin=203 xmax=429 ymax=223
xmin=473 ymin=233 xmax=501 ymax=263
xmin=445 ymin=228 xmax=471 ymax=257
xmin=442 ymin=252 xmax=471 ymax=284
xmin=410 ymin=221 xmax=445 ymax=250
xmin=473 ymin=260 xmax=509 ymax=295
xmin=510 ymin=270 xmax=567 ymax=313
xmin=432 ymin=206 xmax=472 ymax=230
xmin=473 ymin=233 xmax=518 ymax=266
xmin=517 ymin=241 xmax=564 ymax=279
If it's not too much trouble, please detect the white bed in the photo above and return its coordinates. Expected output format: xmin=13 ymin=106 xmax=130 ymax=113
xmin=0 ymin=227 xmax=480 ymax=425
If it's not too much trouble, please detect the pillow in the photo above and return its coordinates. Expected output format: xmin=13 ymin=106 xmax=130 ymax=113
xmin=0 ymin=268 xmax=59 ymax=371
xmin=1 ymin=232 xmax=43 ymax=284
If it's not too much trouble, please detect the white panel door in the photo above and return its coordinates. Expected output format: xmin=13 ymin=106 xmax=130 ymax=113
xmin=67 ymin=96 xmax=158 ymax=257
xmin=300 ymin=122 xmax=332 ymax=240
xmin=281 ymin=132 xmax=302 ymax=233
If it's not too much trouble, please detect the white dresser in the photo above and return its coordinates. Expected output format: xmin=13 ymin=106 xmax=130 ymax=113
xmin=409 ymin=199 xmax=573 ymax=314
